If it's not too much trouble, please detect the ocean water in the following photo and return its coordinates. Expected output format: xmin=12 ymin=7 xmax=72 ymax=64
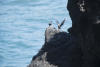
xmin=0 ymin=0 xmax=72 ymax=67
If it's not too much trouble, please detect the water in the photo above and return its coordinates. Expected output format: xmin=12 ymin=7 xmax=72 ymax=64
xmin=0 ymin=0 xmax=72 ymax=67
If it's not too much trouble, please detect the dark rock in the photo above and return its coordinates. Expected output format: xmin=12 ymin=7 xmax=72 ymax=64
xmin=28 ymin=0 xmax=100 ymax=67
xmin=68 ymin=0 xmax=100 ymax=67
xmin=28 ymin=26 xmax=81 ymax=67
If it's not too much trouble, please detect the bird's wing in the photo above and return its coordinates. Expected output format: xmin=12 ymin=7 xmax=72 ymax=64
xmin=60 ymin=18 xmax=66 ymax=27
xmin=56 ymin=20 xmax=59 ymax=25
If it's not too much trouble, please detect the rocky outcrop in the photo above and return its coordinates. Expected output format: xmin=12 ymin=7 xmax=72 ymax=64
xmin=28 ymin=0 xmax=100 ymax=67
xmin=28 ymin=26 xmax=81 ymax=67
xmin=67 ymin=0 xmax=100 ymax=67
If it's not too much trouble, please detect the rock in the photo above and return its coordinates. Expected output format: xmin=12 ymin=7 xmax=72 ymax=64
xmin=45 ymin=25 xmax=58 ymax=43
xmin=28 ymin=28 xmax=81 ymax=67
xmin=67 ymin=0 xmax=100 ymax=67
xmin=28 ymin=0 xmax=100 ymax=67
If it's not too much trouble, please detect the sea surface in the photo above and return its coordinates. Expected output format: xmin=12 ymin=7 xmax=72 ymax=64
xmin=0 ymin=0 xmax=72 ymax=67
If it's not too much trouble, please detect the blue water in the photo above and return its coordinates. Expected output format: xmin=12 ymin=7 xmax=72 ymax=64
xmin=0 ymin=0 xmax=72 ymax=67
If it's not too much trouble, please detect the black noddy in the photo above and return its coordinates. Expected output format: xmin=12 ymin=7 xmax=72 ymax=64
xmin=56 ymin=18 xmax=66 ymax=30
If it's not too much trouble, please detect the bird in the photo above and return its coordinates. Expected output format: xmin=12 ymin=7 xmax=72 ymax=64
xmin=56 ymin=18 xmax=66 ymax=30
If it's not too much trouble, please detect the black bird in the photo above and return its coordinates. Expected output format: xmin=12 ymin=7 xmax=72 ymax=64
xmin=56 ymin=18 xmax=66 ymax=30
